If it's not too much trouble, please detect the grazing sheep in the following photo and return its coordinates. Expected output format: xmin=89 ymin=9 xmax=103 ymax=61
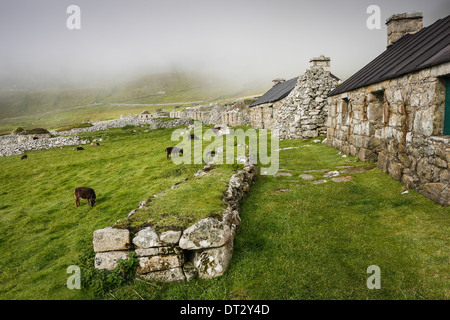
xmin=76 ymin=146 xmax=84 ymax=151
xmin=74 ymin=187 xmax=96 ymax=207
xmin=165 ymin=147 xmax=183 ymax=159
xmin=21 ymin=155 xmax=28 ymax=160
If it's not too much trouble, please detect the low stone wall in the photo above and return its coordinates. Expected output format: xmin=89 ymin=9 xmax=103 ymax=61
xmin=0 ymin=136 xmax=90 ymax=157
xmin=0 ymin=135 xmax=19 ymax=145
xmin=92 ymin=163 xmax=257 ymax=282
xmin=0 ymin=116 xmax=192 ymax=157
xmin=51 ymin=116 xmax=192 ymax=136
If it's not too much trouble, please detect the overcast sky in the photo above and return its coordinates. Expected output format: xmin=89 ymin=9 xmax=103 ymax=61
xmin=0 ymin=0 xmax=449 ymax=88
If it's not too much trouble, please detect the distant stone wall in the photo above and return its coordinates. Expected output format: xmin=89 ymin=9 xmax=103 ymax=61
xmin=93 ymin=162 xmax=257 ymax=282
xmin=0 ymin=116 xmax=192 ymax=157
xmin=0 ymin=136 xmax=90 ymax=157
xmin=0 ymin=135 xmax=19 ymax=145
xmin=51 ymin=116 xmax=192 ymax=136
xmin=327 ymin=62 xmax=450 ymax=206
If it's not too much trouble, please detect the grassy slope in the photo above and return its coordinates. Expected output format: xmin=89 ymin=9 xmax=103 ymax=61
xmin=107 ymin=138 xmax=449 ymax=300
xmin=0 ymin=72 xmax=265 ymax=135
xmin=0 ymin=125 xmax=220 ymax=299
xmin=0 ymin=129 xmax=448 ymax=300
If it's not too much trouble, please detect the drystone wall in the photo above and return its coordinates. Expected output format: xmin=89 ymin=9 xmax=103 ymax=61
xmin=92 ymin=162 xmax=257 ymax=282
xmin=274 ymin=68 xmax=339 ymax=139
xmin=0 ymin=135 xmax=90 ymax=157
xmin=51 ymin=116 xmax=192 ymax=136
xmin=327 ymin=62 xmax=450 ymax=206
xmin=0 ymin=117 xmax=192 ymax=157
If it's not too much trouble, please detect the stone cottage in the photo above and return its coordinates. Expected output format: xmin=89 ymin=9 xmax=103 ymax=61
xmin=140 ymin=109 xmax=170 ymax=119
xmin=326 ymin=12 xmax=450 ymax=206
xmin=139 ymin=110 xmax=151 ymax=119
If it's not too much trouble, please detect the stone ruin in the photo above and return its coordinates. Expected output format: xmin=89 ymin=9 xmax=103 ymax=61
xmin=92 ymin=162 xmax=257 ymax=282
xmin=169 ymin=55 xmax=340 ymax=140
xmin=274 ymin=60 xmax=340 ymax=139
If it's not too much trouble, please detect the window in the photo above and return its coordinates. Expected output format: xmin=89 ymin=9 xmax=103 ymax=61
xmin=341 ymin=98 xmax=349 ymax=125
xmin=371 ymin=90 xmax=386 ymax=124
xmin=445 ymin=78 xmax=450 ymax=135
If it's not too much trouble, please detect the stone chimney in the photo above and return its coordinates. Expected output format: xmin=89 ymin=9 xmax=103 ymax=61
xmin=310 ymin=55 xmax=330 ymax=72
xmin=386 ymin=12 xmax=423 ymax=47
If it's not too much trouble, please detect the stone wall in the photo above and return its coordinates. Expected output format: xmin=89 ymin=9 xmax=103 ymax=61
xmin=327 ymin=62 xmax=450 ymax=206
xmin=51 ymin=116 xmax=192 ymax=136
xmin=0 ymin=116 xmax=192 ymax=157
xmin=92 ymin=162 xmax=257 ymax=282
xmin=249 ymin=100 xmax=282 ymax=130
xmin=0 ymin=136 xmax=90 ymax=157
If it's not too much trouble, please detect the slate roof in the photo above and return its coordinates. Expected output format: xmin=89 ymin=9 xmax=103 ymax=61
xmin=250 ymin=77 xmax=298 ymax=107
xmin=329 ymin=14 xmax=450 ymax=97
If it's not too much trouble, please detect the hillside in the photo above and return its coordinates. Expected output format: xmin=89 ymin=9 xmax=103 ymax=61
xmin=0 ymin=72 xmax=266 ymax=134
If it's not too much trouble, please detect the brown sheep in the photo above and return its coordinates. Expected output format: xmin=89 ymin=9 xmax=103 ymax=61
xmin=74 ymin=187 xmax=96 ymax=207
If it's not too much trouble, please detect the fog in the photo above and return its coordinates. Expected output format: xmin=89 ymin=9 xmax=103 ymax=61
xmin=0 ymin=0 xmax=449 ymax=89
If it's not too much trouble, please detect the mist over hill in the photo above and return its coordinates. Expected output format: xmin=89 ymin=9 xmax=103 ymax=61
xmin=0 ymin=72 xmax=268 ymax=121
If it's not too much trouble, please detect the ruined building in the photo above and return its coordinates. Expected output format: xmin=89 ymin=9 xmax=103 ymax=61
xmin=271 ymin=55 xmax=340 ymax=139
xmin=170 ymin=55 xmax=340 ymax=139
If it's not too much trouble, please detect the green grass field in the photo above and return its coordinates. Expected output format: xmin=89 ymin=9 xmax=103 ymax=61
xmin=0 ymin=126 xmax=448 ymax=300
